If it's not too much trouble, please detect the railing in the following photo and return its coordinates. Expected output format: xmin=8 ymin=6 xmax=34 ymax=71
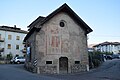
xmin=0 ymin=48 xmax=4 ymax=52
xmin=22 ymin=49 xmax=26 ymax=53
xmin=0 ymin=38 xmax=4 ymax=42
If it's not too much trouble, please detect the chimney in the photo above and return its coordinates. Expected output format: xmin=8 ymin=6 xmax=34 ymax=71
xmin=14 ymin=25 xmax=16 ymax=28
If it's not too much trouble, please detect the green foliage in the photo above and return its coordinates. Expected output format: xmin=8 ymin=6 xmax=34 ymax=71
xmin=92 ymin=59 xmax=101 ymax=68
xmin=89 ymin=51 xmax=113 ymax=69
xmin=89 ymin=51 xmax=105 ymax=69
xmin=94 ymin=51 xmax=113 ymax=55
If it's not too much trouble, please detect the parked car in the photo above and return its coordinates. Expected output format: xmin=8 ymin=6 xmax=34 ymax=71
xmin=10 ymin=56 xmax=25 ymax=64
xmin=112 ymin=54 xmax=120 ymax=59
xmin=106 ymin=55 xmax=113 ymax=60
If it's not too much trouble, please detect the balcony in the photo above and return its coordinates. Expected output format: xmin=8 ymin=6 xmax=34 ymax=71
xmin=0 ymin=48 xmax=4 ymax=52
xmin=22 ymin=48 xmax=26 ymax=53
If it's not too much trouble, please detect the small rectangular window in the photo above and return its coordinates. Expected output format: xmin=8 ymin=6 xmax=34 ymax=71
xmin=8 ymin=35 xmax=12 ymax=40
xmin=46 ymin=61 xmax=52 ymax=64
xmin=16 ymin=45 xmax=19 ymax=50
xmin=8 ymin=44 xmax=11 ymax=49
xmin=16 ymin=36 xmax=20 ymax=40
xmin=75 ymin=61 xmax=80 ymax=64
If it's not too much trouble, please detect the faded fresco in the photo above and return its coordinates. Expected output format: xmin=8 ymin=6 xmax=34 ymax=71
xmin=44 ymin=20 xmax=70 ymax=55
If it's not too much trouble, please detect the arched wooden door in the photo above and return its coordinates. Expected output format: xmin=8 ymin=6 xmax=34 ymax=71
xmin=59 ymin=57 xmax=68 ymax=73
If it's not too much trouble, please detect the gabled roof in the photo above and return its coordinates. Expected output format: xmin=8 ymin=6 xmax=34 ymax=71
xmin=24 ymin=3 xmax=93 ymax=41
xmin=40 ymin=3 xmax=93 ymax=33
xmin=93 ymin=41 xmax=120 ymax=47
xmin=0 ymin=26 xmax=28 ymax=34
xmin=27 ymin=16 xmax=45 ymax=31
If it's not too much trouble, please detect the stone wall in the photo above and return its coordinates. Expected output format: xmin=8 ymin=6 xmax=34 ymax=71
xmin=71 ymin=64 xmax=87 ymax=73
xmin=36 ymin=12 xmax=88 ymax=73
xmin=25 ymin=12 xmax=89 ymax=74
xmin=38 ymin=65 xmax=57 ymax=74
xmin=24 ymin=31 xmax=37 ymax=73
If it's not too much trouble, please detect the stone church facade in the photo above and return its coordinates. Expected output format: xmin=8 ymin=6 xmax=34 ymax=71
xmin=24 ymin=3 xmax=93 ymax=74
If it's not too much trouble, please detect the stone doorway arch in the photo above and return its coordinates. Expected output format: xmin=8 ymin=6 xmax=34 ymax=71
xmin=59 ymin=57 xmax=68 ymax=73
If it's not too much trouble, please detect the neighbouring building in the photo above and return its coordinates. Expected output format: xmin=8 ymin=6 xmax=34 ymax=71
xmin=88 ymin=44 xmax=96 ymax=52
xmin=93 ymin=41 xmax=120 ymax=54
xmin=24 ymin=3 xmax=93 ymax=74
xmin=0 ymin=25 xmax=27 ymax=57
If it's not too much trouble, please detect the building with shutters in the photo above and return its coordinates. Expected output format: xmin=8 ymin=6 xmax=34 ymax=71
xmin=0 ymin=25 xmax=27 ymax=58
xmin=93 ymin=41 xmax=120 ymax=54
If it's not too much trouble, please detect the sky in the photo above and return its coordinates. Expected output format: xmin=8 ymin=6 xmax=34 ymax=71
xmin=0 ymin=0 xmax=120 ymax=44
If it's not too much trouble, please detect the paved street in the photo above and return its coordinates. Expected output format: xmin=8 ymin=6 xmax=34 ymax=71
xmin=0 ymin=59 xmax=120 ymax=80
xmin=0 ymin=64 xmax=60 ymax=80
xmin=47 ymin=59 xmax=120 ymax=80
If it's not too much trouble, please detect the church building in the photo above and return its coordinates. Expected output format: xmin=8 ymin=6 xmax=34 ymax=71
xmin=24 ymin=3 xmax=93 ymax=74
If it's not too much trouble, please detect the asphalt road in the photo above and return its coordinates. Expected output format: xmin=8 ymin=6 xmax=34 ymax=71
xmin=0 ymin=59 xmax=120 ymax=80
xmin=0 ymin=64 xmax=60 ymax=80
xmin=47 ymin=59 xmax=120 ymax=80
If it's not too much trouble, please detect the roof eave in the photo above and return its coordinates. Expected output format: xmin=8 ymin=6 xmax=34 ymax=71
xmin=40 ymin=3 xmax=93 ymax=34
xmin=23 ymin=27 xmax=36 ymax=42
